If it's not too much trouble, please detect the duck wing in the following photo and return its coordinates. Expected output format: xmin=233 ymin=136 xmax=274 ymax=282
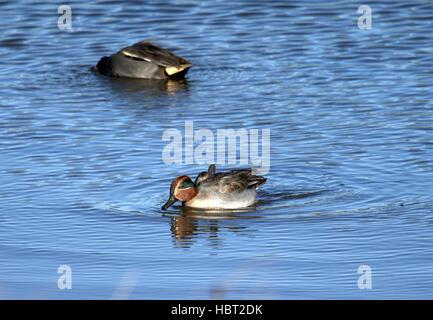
xmin=207 ymin=164 xmax=216 ymax=177
xmin=120 ymin=41 xmax=191 ymax=68
xmin=194 ymin=164 xmax=217 ymax=186
xmin=217 ymin=169 xmax=267 ymax=193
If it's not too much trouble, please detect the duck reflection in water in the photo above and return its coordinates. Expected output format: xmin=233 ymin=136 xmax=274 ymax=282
xmin=104 ymin=77 xmax=189 ymax=96
xmin=169 ymin=207 xmax=255 ymax=248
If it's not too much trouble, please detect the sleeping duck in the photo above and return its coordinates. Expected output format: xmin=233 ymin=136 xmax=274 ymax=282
xmin=96 ymin=41 xmax=192 ymax=79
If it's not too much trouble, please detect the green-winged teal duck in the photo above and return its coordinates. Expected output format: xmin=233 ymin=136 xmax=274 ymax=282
xmin=161 ymin=164 xmax=267 ymax=210
xmin=96 ymin=41 xmax=192 ymax=79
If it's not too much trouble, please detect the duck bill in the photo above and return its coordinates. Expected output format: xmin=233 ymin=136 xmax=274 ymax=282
xmin=161 ymin=194 xmax=177 ymax=210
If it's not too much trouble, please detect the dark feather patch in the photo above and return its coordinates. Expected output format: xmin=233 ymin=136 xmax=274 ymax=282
xmin=121 ymin=41 xmax=191 ymax=68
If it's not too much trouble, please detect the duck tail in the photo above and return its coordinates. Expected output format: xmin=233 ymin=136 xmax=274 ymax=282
xmin=247 ymin=176 xmax=267 ymax=189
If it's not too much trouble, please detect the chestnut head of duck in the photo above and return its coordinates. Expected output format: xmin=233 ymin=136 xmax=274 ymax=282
xmin=161 ymin=175 xmax=198 ymax=210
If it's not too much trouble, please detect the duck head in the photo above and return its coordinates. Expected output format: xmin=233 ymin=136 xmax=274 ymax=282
xmin=161 ymin=175 xmax=198 ymax=210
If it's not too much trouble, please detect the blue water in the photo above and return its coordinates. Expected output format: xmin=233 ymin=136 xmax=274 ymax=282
xmin=1 ymin=0 xmax=433 ymax=299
